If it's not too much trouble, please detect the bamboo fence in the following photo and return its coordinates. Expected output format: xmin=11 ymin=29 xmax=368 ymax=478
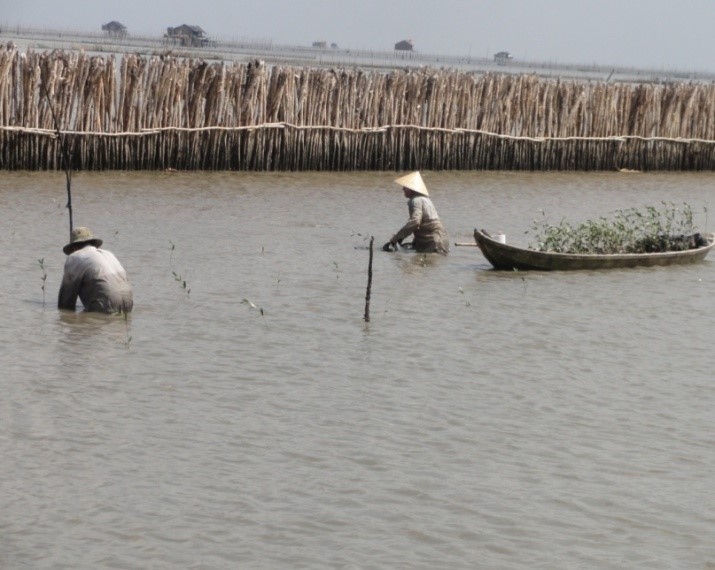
xmin=2 ymin=45 xmax=715 ymax=171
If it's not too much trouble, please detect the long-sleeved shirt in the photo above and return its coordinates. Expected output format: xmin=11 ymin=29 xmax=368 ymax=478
xmin=392 ymin=195 xmax=450 ymax=254
xmin=58 ymin=246 xmax=134 ymax=313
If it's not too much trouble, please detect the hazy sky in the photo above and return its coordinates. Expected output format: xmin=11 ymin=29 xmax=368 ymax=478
xmin=3 ymin=0 xmax=714 ymax=72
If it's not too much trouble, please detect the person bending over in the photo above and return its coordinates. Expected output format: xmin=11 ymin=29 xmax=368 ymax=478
xmin=58 ymin=227 xmax=134 ymax=313
xmin=383 ymin=171 xmax=449 ymax=254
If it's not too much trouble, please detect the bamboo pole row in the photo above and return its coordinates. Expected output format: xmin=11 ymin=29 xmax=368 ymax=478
xmin=2 ymin=45 xmax=715 ymax=170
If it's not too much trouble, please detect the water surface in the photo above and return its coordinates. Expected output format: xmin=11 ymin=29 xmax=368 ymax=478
xmin=1 ymin=171 xmax=714 ymax=569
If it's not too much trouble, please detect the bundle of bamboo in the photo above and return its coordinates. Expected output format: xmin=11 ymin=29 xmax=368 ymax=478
xmin=1 ymin=45 xmax=715 ymax=171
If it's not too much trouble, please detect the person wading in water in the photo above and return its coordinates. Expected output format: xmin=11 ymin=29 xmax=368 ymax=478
xmin=58 ymin=227 xmax=134 ymax=313
xmin=382 ymin=171 xmax=449 ymax=254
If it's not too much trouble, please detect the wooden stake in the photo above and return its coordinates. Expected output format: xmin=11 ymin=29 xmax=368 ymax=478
xmin=364 ymin=236 xmax=374 ymax=322
xmin=40 ymin=71 xmax=74 ymax=238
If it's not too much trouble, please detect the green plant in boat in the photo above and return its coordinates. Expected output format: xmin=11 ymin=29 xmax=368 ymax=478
xmin=528 ymin=202 xmax=705 ymax=254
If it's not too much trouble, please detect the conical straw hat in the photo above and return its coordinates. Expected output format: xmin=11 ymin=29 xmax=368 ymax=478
xmin=394 ymin=171 xmax=429 ymax=196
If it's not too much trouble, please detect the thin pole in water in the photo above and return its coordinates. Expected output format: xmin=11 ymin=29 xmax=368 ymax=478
xmin=40 ymin=75 xmax=74 ymax=239
xmin=364 ymin=236 xmax=374 ymax=322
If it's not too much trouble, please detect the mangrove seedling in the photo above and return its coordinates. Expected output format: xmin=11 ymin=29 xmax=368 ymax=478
xmin=169 ymin=241 xmax=190 ymax=295
xmin=458 ymin=286 xmax=471 ymax=307
xmin=242 ymin=298 xmax=267 ymax=326
xmin=123 ymin=310 xmax=132 ymax=347
xmin=38 ymin=258 xmax=47 ymax=308
xmin=528 ymin=202 xmax=702 ymax=254
xmin=172 ymin=271 xmax=191 ymax=296
xmin=705 ymin=203 xmax=709 ymax=231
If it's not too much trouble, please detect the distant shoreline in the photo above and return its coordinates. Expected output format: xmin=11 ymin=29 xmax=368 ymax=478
xmin=2 ymin=24 xmax=713 ymax=84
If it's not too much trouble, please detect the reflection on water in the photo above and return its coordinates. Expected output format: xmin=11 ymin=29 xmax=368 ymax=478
xmin=1 ymin=171 xmax=715 ymax=569
xmin=55 ymin=309 xmax=132 ymax=348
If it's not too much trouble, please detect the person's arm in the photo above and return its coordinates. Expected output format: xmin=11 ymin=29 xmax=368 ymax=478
xmin=57 ymin=260 xmax=82 ymax=310
xmin=392 ymin=199 xmax=424 ymax=244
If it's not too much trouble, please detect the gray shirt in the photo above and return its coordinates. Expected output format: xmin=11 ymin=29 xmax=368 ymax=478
xmin=58 ymin=246 xmax=134 ymax=313
xmin=392 ymin=196 xmax=439 ymax=241
xmin=391 ymin=195 xmax=449 ymax=254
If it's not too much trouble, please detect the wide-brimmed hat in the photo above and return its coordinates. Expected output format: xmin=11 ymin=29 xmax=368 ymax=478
xmin=63 ymin=226 xmax=103 ymax=255
xmin=394 ymin=171 xmax=429 ymax=196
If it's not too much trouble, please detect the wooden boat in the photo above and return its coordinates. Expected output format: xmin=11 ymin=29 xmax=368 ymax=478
xmin=473 ymin=229 xmax=715 ymax=271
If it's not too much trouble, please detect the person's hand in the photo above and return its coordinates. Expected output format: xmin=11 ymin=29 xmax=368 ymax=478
xmin=382 ymin=241 xmax=394 ymax=252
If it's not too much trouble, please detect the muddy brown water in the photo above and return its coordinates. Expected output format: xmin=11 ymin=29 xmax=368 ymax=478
xmin=2 ymin=170 xmax=714 ymax=568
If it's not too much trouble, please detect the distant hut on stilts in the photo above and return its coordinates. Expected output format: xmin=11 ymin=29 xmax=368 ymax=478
xmin=101 ymin=21 xmax=127 ymax=38
xmin=164 ymin=24 xmax=210 ymax=47
xmin=394 ymin=39 xmax=414 ymax=52
xmin=394 ymin=39 xmax=415 ymax=59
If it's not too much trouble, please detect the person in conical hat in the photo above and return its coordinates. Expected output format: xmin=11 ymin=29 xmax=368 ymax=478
xmin=383 ymin=171 xmax=449 ymax=254
xmin=58 ymin=226 xmax=134 ymax=313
